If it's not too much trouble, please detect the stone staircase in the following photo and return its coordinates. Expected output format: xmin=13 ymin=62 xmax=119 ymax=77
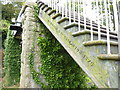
xmin=36 ymin=1 xmax=120 ymax=88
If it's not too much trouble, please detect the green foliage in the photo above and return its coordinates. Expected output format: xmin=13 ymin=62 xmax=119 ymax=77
xmin=29 ymin=5 xmax=97 ymax=88
xmin=0 ymin=20 xmax=10 ymax=48
xmin=2 ymin=2 xmax=22 ymax=21
xmin=28 ymin=43 xmax=46 ymax=88
xmin=33 ymin=5 xmax=39 ymax=20
xmin=37 ymin=22 xmax=88 ymax=88
xmin=0 ymin=20 xmax=10 ymax=32
xmin=3 ymin=30 xmax=21 ymax=87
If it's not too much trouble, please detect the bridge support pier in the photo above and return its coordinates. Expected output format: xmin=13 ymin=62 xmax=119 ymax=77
xmin=20 ymin=2 xmax=44 ymax=88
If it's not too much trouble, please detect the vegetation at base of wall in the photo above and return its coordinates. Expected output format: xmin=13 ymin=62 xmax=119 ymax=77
xmin=3 ymin=30 xmax=21 ymax=87
xmin=36 ymin=21 xmax=95 ymax=88
xmin=28 ymin=51 xmax=45 ymax=87
xmin=28 ymin=39 xmax=46 ymax=88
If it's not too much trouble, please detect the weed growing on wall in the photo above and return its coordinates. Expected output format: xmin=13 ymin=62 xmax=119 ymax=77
xmin=28 ymin=40 xmax=46 ymax=88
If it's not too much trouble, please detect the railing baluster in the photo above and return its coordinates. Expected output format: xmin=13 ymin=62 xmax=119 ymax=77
xmin=104 ymin=0 xmax=111 ymax=54
xmin=48 ymin=1 xmax=49 ymax=5
xmin=53 ymin=0 xmax=54 ymax=9
xmin=57 ymin=0 xmax=59 ymax=13
xmin=51 ymin=0 xmax=52 ymax=8
xmin=56 ymin=0 xmax=58 ymax=13
xmin=52 ymin=0 xmax=54 ymax=9
xmin=38 ymin=0 xmax=119 ymax=55
xmin=90 ymin=0 xmax=93 ymax=41
xmin=51 ymin=0 xmax=53 ymax=9
xmin=94 ymin=0 xmax=97 ymax=25
xmin=83 ymin=0 xmax=86 ymax=30
xmin=49 ymin=0 xmax=51 ymax=7
xmin=108 ymin=0 xmax=113 ymax=32
xmin=52 ymin=0 xmax=53 ymax=8
xmin=96 ymin=0 xmax=101 ymax=40
xmin=62 ymin=2 xmax=64 ymax=18
xmin=54 ymin=0 xmax=56 ymax=10
xmin=55 ymin=0 xmax=56 ymax=10
xmin=58 ymin=0 xmax=61 ymax=13
xmin=69 ymin=0 xmax=71 ymax=23
xmin=73 ymin=0 xmax=76 ymax=22
xmin=78 ymin=0 xmax=80 ymax=31
xmin=100 ymin=0 xmax=103 ymax=26
xmin=65 ymin=0 xmax=68 ymax=17
xmin=113 ymin=0 xmax=119 ymax=32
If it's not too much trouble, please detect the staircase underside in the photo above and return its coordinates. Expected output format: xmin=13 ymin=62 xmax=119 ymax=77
xmin=38 ymin=4 xmax=120 ymax=88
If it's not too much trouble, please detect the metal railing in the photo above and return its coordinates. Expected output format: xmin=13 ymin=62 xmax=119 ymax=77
xmin=37 ymin=0 xmax=120 ymax=54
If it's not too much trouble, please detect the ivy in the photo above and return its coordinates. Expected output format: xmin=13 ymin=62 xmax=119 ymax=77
xmin=27 ymin=5 xmax=47 ymax=88
xmin=3 ymin=30 xmax=21 ymax=87
xmin=28 ymin=43 xmax=46 ymax=88
xmin=37 ymin=22 xmax=89 ymax=88
xmin=0 ymin=20 xmax=10 ymax=48
xmin=29 ymin=5 xmax=97 ymax=88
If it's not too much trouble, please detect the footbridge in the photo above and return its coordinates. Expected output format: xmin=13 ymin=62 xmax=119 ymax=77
xmin=10 ymin=0 xmax=120 ymax=88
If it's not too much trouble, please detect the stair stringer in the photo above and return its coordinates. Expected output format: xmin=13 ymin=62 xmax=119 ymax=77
xmin=38 ymin=9 xmax=119 ymax=88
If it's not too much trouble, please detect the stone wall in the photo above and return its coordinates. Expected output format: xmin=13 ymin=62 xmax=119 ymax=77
xmin=20 ymin=2 xmax=44 ymax=88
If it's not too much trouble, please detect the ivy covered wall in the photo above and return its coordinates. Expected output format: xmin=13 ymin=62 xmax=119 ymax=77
xmin=26 ymin=4 xmax=96 ymax=88
xmin=37 ymin=22 xmax=87 ymax=88
xmin=3 ymin=30 xmax=21 ymax=87
xmin=28 ymin=19 xmax=95 ymax=88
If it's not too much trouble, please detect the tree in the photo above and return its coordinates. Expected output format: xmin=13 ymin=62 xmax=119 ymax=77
xmin=0 ymin=20 xmax=10 ymax=48
xmin=2 ymin=2 xmax=23 ymax=21
xmin=1 ymin=1 xmax=23 ymax=48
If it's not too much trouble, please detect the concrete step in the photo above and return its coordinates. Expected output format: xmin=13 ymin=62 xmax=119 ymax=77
xmin=83 ymin=40 xmax=118 ymax=54
xmin=57 ymin=17 xmax=70 ymax=26
xmin=44 ymin=7 xmax=52 ymax=12
xmin=41 ymin=4 xmax=48 ymax=10
xmin=72 ymin=30 xmax=118 ymax=42
xmin=38 ymin=2 xmax=44 ymax=8
xmin=39 ymin=4 xmax=56 ymax=17
xmin=97 ymin=54 xmax=120 ymax=61
xmin=37 ymin=1 xmax=118 ymax=37
xmin=48 ymin=10 xmax=56 ymax=16
xmin=36 ymin=0 xmax=41 ymax=4
xmin=52 ymin=13 xmax=62 ymax=19
xmin=65 ymin=22 xmax=117 ymax=36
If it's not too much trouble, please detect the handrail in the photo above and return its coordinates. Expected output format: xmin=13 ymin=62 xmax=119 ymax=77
xmin=37 ymin=0 xmax=119 ymax=54
xmin=16 ymin=5 xmax=28 ymax=23
xmin=17 ymin=0 xmax=37 ymax=23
